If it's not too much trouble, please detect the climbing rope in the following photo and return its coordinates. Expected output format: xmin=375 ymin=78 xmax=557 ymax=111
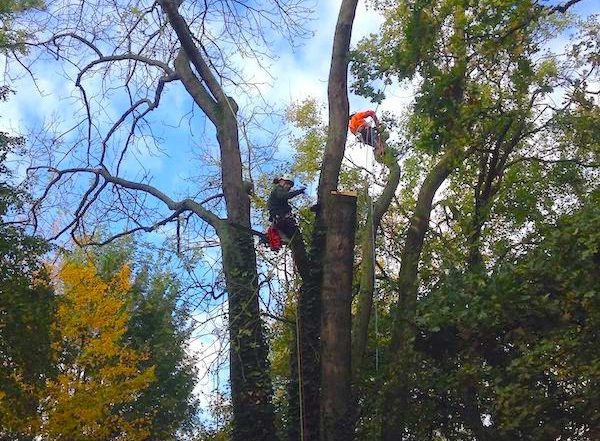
xmin=263 ymin=225 xmax=307 ymax=440
xmin=295 ymin=309 xmax=305 ymax=441
xmin=286 ymin=228 xmax=307 ymax=441
xmin=359 ymin=79 xmax=390 ymax=372
xmin=365 ymin=143 xmax=380 ymax=372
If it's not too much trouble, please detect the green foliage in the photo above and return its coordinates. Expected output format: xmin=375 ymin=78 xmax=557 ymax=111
xmin=0 ymin=89 xmax=55 ymax=440
xmin=347 ymin=1 xmax=599 ymax=439
xmin=1 ymin=195 xmax=200 ymax=439
xmin=351 ymin=0 xmax=574 ymax=154
xmin=126 ymin=265 xmax=200 ymax=439
xmin=286 ymin=98 xmax=327 ymax=183
xmin=412 ymin=192 xmax=600 ymax=440
xmin=0 ymin=0 xmax=44 ymax=52
xmin=267 ymin=297 xmax=298 ymax=439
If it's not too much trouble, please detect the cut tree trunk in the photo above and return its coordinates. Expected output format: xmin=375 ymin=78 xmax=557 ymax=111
xmin=320 ymin=191 xmax=357 ymax=441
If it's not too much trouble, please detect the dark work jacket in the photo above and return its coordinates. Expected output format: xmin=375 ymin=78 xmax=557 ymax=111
xmin=268 ymin=185 xmax=303 ymax=220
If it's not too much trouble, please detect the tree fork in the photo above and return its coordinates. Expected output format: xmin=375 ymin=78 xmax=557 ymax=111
xmin=351 ymin=148 xmax=401 ymax=375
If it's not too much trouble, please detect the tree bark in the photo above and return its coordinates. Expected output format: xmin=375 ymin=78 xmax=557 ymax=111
xmin=317 ymin=0 xmax=359 ymax=202
xmin=217 ymin=110 xmax=276 ymax=439
xmin=287 ymin=322 xmax=301 ymax=441
xmin=320 ymin=192 xmax=357 ymax=441
xmin=295 ymin=240 xmax=321 ymax=441
xmin=287 ymin=230 xmax=312 ymax=441
xmin=221 ymin=227 xmax=276 ymax=440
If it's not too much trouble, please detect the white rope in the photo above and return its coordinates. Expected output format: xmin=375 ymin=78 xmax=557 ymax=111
xmin=363 ymin=140 xmax=379 ymax=373
xmin=365 ymin=84 xmax=390 ymax=372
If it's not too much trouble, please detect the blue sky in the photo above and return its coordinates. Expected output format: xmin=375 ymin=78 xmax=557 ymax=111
xmin=3 ymin=1 xmax=383 ymax=191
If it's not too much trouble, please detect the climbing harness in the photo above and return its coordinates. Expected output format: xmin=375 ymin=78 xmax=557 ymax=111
xmin=261 ymin=210 xmax=301 ymax=252
xmin=265 ymin=225 xmax=283 ymax=251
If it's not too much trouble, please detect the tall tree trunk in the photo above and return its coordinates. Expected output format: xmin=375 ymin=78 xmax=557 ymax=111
xmin=160 ymin=2 xmax=277 ymax=438
xmin=462 ymin=382 xmax=492 ymax=441
xmin=351 ymin=149 xmax=401 ymax=375
xmin=287 ymin=323 xmax=301 ymax=441
xmin=294 ymin=1 xmax=360 ymax=439
xmin=293 ymin=229 xmax=320 ymax=441
xmin=461 ymin=118 xmax=525 ymax=439
xmin=382 ymin=149 xmax=463 ymax=441
xmin=221 ymin=229 xmax=276 ymax=440
xmin=218 ymin=118 xmax=276 ymax=441
xmin=287 ymin=232 xmax=309 ymax=441
xmin=296 ymin=272 xmax=321 ymax=441
xmin=320 ymin=192 xmax=357 ymax=441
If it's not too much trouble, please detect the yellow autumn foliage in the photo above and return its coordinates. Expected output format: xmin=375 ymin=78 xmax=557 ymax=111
xmin=41 ymin=259 xmax=155 ymax=440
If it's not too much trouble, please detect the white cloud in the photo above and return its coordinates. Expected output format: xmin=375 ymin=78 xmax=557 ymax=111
xmin=0 ymin=59 xmax=74 ymax=133
xmin=188 ymin=305 xmax=229 ymax=415
xmin=230 ymin=0 xmax=385 ymax=108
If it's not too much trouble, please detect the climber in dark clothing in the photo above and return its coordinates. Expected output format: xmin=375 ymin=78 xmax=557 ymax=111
xmin=267 ymin=175 xmax=305 ymax=240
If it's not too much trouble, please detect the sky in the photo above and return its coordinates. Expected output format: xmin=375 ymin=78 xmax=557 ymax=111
xmin=0 ymin=0 xmax=395 ymax=184
xmin=0 ymin=0 xmax=399 ymax=278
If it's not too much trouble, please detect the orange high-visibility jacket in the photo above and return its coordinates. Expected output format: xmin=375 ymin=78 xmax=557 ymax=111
xmin=348 ymin=110 xmax=377 ymax=135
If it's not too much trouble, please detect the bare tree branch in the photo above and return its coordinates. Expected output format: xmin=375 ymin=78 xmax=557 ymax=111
xmin=30 ymin=165 xmax=223 ymax=231
xmin=158 ymin=0 xmax=227 ymax=105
